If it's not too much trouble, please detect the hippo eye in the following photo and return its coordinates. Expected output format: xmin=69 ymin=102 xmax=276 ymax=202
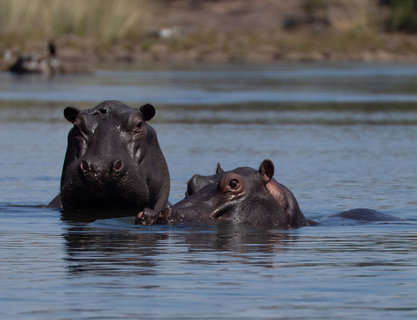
xmin=219 ymin=174 xmax=244 ymax=195
xmin=229 ymin=179 xmax=239 ymax=189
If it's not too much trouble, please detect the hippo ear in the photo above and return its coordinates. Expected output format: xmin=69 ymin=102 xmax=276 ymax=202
xmin=64 ymin=106 xmax=80 ymax=123
xmin=216 ymin=163 xmax=224 ymax=174
xmin=259 ymin=159 xmax=274 ymax=183
xmin=140 ymin=104 xmax=156 ymax=121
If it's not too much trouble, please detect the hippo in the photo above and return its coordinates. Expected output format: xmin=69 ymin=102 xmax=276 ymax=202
xmin=135 ymin=159 xmax=400 ymax=227
xmin=186 ymin=161 xmax=305 ymax=225
xmin=136 ymin=159 xmax=308 ymax=227
xmin=49 ymin=100 xmax=170 ymax=219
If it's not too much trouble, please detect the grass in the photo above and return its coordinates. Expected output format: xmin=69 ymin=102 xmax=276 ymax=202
xmin=0 ymin=0 xmax=152 ymax=45
xmin=1 ymin=0 xmax=416 ymax=62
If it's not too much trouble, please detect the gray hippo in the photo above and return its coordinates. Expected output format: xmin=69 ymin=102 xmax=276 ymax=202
xmin=49 ymin=100 xmax=170 ymax=219
xmin=136 ymin=159 xmax=308 ymax=227
xmin=136 ymin=159 xmax=399 ymax=227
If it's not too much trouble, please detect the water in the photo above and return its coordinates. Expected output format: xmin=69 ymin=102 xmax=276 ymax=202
xmin=0 ymin=62 xmax=417 ymax=319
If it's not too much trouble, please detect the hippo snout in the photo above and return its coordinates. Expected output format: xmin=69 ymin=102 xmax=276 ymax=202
xmin=186 ymin=174 xmax=219 ymax=197
xmin=185 ymin=174 xmax=201 ymax=197
xmin=78 ymin=158 xmax=127 ymax=180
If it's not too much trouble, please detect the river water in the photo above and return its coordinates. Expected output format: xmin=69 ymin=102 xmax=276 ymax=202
xmin=0 ymin=62 xmax=417 ymax=319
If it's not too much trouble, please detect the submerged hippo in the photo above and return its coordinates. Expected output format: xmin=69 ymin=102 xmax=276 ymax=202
xmin=186 ymin=161 xmax=305 ymax=225
xmin=136 ymin=159 xmax=400 ymax=227
xmin=136 ymin=159 xmax=308 ymax=227
xmin=49 ymin=100 xmax=170 ymax=219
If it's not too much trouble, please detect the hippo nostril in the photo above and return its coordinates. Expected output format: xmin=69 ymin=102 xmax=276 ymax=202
xmin=112 ymin=159 xmax=124 ymax=172
xmin=80 ymin=160 xmax=90 ymax=172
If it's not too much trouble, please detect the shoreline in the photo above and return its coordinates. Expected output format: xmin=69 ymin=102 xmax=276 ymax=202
xmin=3 ymin=31 xmax=417 ymax=71
xmin=52 ymin=33 xmax=417 ymax=66
xmin=2 ymin=0 xmax=417 ymax=67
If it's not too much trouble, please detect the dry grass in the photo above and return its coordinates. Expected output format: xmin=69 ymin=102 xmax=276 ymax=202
xmin=0 ymin=0 xmax=153 ymax=44
xmin=1 ymin=0 xmax=416 ymax=63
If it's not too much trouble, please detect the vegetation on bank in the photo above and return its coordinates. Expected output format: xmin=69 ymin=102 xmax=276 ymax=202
xmin=0 ymin=0 xmax=153 ymax=45
xmin=1 ymin=0 xmax=417 ymax=63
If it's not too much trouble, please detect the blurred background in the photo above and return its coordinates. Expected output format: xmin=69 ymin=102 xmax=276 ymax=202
xmin=1 ymin=2 xmax=417 ymax=320
xmin=1 ymin=0 xmax=417 ymax=65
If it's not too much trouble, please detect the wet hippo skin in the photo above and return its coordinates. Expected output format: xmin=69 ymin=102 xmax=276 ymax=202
xmin=136 ymin=160 xmax=399 ymax=227
xmin=49 ymin=100 xmax=169 ymax=220
xmin=136 ymin=160 xmax=308 ymax=227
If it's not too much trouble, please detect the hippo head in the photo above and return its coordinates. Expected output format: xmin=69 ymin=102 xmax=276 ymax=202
xmin=60 ymin=100 xmax=166 ymax=215
xmin=144 ymin=160 xmax=303 ymax=227
xmin=184 ymin=160 xmax=307 ymax=227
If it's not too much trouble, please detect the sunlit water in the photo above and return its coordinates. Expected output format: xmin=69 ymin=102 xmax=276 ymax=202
xmin=1 ymin=62 xmax=417 ymax=319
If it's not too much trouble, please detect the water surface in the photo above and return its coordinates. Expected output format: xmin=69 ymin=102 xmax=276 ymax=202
xmin=0 ymin=62 xmax=417 ymax=319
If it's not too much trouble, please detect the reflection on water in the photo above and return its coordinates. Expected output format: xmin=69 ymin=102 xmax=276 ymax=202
xmin=63 ymin=222 xmax=296 ymax=277
xmin=1 ymin=63 xmax=417 ymax=319
xmin=2 ymin=206 xmax=417 ymax=319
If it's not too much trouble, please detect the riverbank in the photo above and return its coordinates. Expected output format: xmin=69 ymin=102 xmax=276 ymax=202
xmin=1 ymin=0 xmax=417 ymax=66
xmin=4 ymin=30 xmax=417 ymax=67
